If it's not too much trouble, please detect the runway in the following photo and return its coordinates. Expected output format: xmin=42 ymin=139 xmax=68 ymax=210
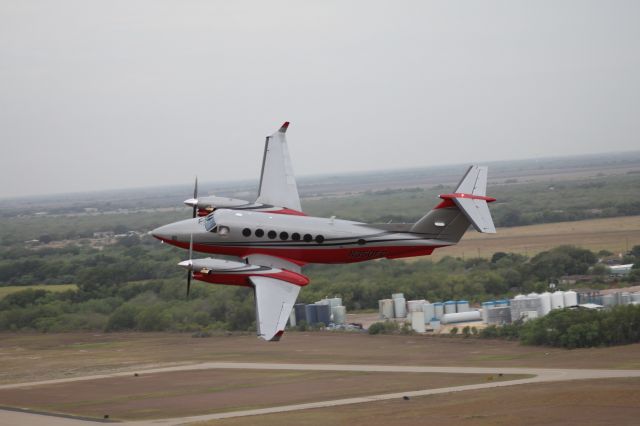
xmin=2 ymin=362 xmax=640 ymax=425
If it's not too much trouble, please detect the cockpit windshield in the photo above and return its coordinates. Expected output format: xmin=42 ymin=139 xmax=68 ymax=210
xmin=204 ymin=213 xmax=217 ymax=232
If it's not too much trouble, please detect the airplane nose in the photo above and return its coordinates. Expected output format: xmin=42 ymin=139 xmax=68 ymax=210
xmin=151 ymin=224 xmax=173 ymax=241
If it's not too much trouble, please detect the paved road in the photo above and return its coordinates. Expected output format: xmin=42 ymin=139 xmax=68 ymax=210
xmin=2 ymin=362 xmax=640 ymax=426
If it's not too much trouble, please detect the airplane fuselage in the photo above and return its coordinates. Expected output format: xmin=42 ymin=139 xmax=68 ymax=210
xmin=152 ymin=209 xmax=450 ymax=264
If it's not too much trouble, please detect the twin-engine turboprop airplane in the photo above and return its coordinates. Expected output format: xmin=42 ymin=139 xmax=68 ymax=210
xmin=152 ymin=122 xmax=497 ymax=341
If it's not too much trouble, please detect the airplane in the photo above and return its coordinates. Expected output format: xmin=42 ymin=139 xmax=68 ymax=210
xmin=152 ymin=122 xmax=496 ymax=341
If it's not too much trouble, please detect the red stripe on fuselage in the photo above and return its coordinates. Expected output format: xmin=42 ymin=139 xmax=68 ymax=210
xmin=159 ymin=238 xmax=438 ymax=263
xmin=193 ymin=270 xmax=309 ymax=287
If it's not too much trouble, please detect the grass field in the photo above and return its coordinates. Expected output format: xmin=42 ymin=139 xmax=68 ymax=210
xmin=1 ymin=332 xmax=639 ymax=386
xmin=0 ymin=284 xmax=77 ymax=299
xmin=0 ymin=333 xmax=638 ymax=423
xmin=428 ymin=215 xmax=640 ymax=260
xmin=205 ymin=377 xmax=640 ymax=426
xmin=0 ymin=370 xmax=520 ymax=421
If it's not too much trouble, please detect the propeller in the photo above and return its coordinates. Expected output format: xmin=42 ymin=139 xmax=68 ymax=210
xmin=184 ymin=176 xmax=198 ymax=218
xmin=178 ymin=234 xmax=194 ymax=298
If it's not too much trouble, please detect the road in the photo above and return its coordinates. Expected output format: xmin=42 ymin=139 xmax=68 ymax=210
xmin=2 ymin=362 xmax=640 ymax=425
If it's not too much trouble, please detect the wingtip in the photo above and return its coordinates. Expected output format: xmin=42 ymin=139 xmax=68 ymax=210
xmin=279 ymin=122 xmax=290 ymax=133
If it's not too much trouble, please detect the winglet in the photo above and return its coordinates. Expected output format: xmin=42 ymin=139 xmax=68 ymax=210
xmin=279 ymin=122 xmax=290 ymax=133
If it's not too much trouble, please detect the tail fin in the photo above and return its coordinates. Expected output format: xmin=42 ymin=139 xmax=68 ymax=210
xmin=410 ymin=166 xmax=496 ymax=242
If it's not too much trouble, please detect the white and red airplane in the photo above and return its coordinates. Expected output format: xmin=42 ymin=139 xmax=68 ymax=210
xmin=152 ymin=123 xmax=496 ymax=341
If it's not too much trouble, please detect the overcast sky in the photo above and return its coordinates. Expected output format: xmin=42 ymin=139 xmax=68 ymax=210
xmin=1 ymin=0 xmax=638 ymax=198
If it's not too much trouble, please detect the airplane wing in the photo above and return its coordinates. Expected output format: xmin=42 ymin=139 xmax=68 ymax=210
xmin=255 ymin=122 xmax=302 ymax=212
xmin=250 ymin=276 xmax=301 ymax=341
xmin=246 ymin=254 xmax=304 ymax=341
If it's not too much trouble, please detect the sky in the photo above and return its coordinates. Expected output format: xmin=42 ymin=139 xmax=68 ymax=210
xmin=1 ymin=0 xmax=638 ymax=198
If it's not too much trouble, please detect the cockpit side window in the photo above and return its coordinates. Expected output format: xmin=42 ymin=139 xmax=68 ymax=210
xmin=204 ymin=213 xmax=217 ymax=232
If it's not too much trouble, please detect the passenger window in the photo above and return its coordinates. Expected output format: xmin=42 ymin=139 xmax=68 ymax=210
xmin=292 ymin=233 xmax=301 ymax=241
xmin=280 ymin=232 xmax=288 ymax=240
xmin=255 ymin=229 xmax=264 ymax=237
xmin=242 ymin=228 xmax=251 ymax=237
xmin=268 ymin=230 xmax=277 ymax=239
xmin=303 ymin=234 xmax=313 ymax=242
xmin=315 ymin=235 xmax=325 ymax=243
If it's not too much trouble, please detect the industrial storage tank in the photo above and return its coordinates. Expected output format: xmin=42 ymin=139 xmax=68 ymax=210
xmin=332 ymin=306 xmax=346 ymax=324
xmin=294 ymin=303 xmax=307 ymax=323
xmin=481 ymin=301 xmax=495 ymax=323
xmin=407 ymin=299 xmax=426 ymax=312
xmin=495 ymin=299 xmax=510 ymax=307
xmin=316 ymin=304 xmax=331 ymax=326
xmin=288 ymin=309 xmax=297 ymax=327
xmin=632 ymin=293 xmax=640 ymax=303
xmin=456 ymin=300 xmax=470 ymax=313
xmin=539 ymin=292 xmax=552 ymax=316
xmin=441 ymin=311 xmax=481 ymax=324
xmin=514 ymin=294 xmax=526 ymax=300
xmin=563 ymin=290 xmax=578 ymax=307
xmin=392 ymin=293 xmax=404 ymax=300
xmin=620 ymin=292 xmax=631 ymax=305
xmin=433 ymin=302 xmax=444 ymax=319
xmin=527 ymin=292 xmax=539 ymax=298
xmin=378 ymin=299 xmax=394 ymax=319
xmin=411 ymin=311 xmax=426 ymax=333
xmin=601 ymin=294 xmax=616 ymax=307
xmin=394 ymin=297 xmax=407 ymax=318
xmin=305 ymin=304 xmax=318 ymax=324
xmin=444 ymin=301 xmax=456 ymax=314
xmin=551 ymin=291 xmax=565 ymax=309
xmin=423 ymin=303 xmax=435 ymax=323
xmin=487 ymin=306 xmax=512 ymax=325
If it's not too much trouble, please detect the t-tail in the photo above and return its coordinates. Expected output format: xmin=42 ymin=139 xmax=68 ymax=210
xmin=410 ymin=166 xmax=496 ymax=242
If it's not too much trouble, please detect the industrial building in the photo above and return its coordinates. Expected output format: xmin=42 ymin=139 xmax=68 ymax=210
xmin=376 ymin=288 xmax=640 ymax=334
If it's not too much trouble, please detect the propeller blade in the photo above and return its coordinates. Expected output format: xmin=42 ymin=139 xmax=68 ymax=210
xmin=190 ymin=177 xmax=199 ymax=218
xmin=186 ymin=234 xmax=193 ymax=297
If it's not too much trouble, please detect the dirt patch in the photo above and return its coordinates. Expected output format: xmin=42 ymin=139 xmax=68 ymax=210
xmin=202 ymin=377 xmax=640 ymax=426
xmin=0 ymin=369 xmax=515 ymax=421
xmin=1 ymin=333 xmax=639 ymax=386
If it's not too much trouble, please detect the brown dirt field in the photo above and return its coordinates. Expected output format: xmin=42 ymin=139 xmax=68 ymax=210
xmin=203 ymin=377 xmax=640 ymax=426
xmin=1 ymin=333 xmax=639 ymax=385
xmin=0 ymin=370 xmax=518 ymax=421
xmin=425 ymin=215 xmax=640 ymax=260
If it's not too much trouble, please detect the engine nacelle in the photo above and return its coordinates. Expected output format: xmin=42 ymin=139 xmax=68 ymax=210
xmin=184 ymin=196 xmax=251 ymax=216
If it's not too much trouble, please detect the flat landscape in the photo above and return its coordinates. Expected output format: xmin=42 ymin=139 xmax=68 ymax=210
xmin=1 ymin=332 xmax=639 ymax=424
xmin=429 ymin=215 xmax=640 ymax=260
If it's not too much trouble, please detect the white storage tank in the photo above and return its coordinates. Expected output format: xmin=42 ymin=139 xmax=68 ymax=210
xmin=563 ymin=290 xmax=578 ymax=307
xmin=444 ymin=301 xmax=456 ymax=314
xmin=288 ymin=309 xmax=297 ymax=327
xmin=620 ymin=292 xmax=631 ymax=305
xmin=378 ymin=299 xmax=394 ymax=319
xmin=407 ymin=299 xmax=426 ymax=313
xmin=394 ymin=297 xmax=407 ymax=318
xmin=551 ymin=291 xmax=565 ymax=309
xmin=433 ymin=302 xmax=444 ymax=319
xmin=411 ymin=311 xmax=426 ymax=333
xmin=332 ymin=306 xmax=346 ymax=324
xmin=392 ymin=293 xmax=404 ymax=300
xmin=423 ymin=303 xmax=435 ymax=323
xmin=430 ymin=318 xmax=441 ymax=331
xmin=329 ymin=297 xmax=342 ymax=308
xmin=631 ymin=293 xmax=640 ymax=303
xmin=481 ymin=301 xmax=495 ymax=323
xmin=601 ymin=294 xmax=616 ymax=307
xmin=514 ymin=294 xmax=526 ymax=300
xmin=539 ymin=292 xmax=552 ymax=316
xmin=456 ymin=300 xmax=470 ymax=313
xmin=527 ymin=292 xmax=539 ymax=298
xmin=441 ymin=310 xmax=482 ymax=324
